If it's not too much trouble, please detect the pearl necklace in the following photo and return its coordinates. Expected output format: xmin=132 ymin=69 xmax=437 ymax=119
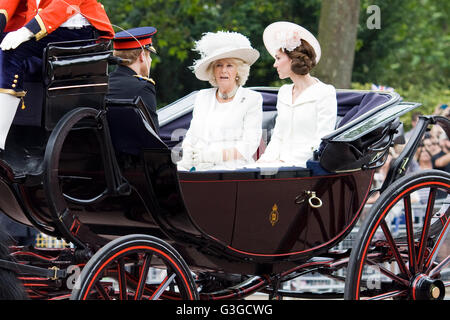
xmin=217 ymin=86 xmax=238 ymax=100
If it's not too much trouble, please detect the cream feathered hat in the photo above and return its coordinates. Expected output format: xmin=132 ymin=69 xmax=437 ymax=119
xmin=191 ymin=31 xmax=260 ymax=81
xmin=263 ymin=21 xmax=321 ymax=64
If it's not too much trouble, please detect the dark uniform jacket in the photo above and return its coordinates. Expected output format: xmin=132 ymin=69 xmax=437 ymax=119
xmin=106 ymin=65 xmax=159 ymax=133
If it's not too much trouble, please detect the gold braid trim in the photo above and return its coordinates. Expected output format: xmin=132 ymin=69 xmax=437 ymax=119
xmin=34 ymin=15 xmax=48 ymax=41
xmin=0 ymin=10 xmax=8 ymax=22
xmin=0 ymin=88 xmax=26 ymax=97
xmin=133 ymin=75 xmax=156 ymax=85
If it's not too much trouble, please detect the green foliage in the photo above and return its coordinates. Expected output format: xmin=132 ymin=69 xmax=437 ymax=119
xmin=354 ymin=0 xmax=449 ymax=89
xmin=102 ymin=0 xmax=321 ymax=105
xmin=353 ymin=0 xmax=449 ymax=131
xmin=102 ymin=0 xmax=448 ymax=111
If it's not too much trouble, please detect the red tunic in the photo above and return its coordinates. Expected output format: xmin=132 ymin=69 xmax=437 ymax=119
xmin=0 ymin=0 xmax=114 ymax=40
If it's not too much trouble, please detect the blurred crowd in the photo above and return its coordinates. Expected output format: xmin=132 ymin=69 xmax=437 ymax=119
xmin=405 ymin=103 xmax=449 ymax=173
xmin=368 ymin=103 xmax=449 ymax=204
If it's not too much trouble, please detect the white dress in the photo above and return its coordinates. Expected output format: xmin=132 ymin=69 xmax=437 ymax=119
xmin=178 ymin=86 xmax=263 ymax=171
xmin=257 ymin=79 xmax=337 ymax=167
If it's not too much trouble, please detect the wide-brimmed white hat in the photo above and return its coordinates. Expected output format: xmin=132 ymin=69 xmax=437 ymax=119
xmin=192 ymin=31 xmax=260 ymax=81
xmin=263 ymin=21 xmax=321 ymax=63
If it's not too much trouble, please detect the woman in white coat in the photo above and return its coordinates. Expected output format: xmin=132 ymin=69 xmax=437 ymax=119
xmin=177 ymin=31 xmax=263 ymax=171
xmin=257 ymin=22 xmax=337 ymax=167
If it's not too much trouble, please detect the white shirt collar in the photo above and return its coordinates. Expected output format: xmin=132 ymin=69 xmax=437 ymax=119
xmin=278 ymin=78 xmax=325 ymax=106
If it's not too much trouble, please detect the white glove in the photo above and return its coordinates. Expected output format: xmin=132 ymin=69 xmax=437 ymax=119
xmin=1 ymin=27 xmax=34 ymax=51
xmin=177 ymin=145 xmax=198 ymax=170
xmin=181 ymin=145 xmax=196 ymax=162
xmin=192 ymin=147 xmax=223 ymax=165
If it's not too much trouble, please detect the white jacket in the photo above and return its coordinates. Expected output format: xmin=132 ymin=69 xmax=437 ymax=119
xmin=178 ymin=86 xmax=263 ymax=170
xmin=258 ymin=80 xmax=337 ymax=167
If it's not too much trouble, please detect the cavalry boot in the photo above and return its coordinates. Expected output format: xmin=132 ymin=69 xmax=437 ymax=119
xmin=0 ymin=93 xmax=20 ymax=150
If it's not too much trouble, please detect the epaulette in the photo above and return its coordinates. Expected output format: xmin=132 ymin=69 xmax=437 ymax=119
xmin=134 ymin=75 xmax=156 ymax=85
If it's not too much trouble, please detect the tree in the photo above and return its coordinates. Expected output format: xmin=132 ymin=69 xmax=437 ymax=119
xmin=353 ymin=0 xmax=449 ymax=89
xmin=102 ymin=0 xmax=321 ymax=105
xmin=314 ymin=0 xmax=360 ymax=89
xmin=101 ymin=0 xmax=448 ymax=109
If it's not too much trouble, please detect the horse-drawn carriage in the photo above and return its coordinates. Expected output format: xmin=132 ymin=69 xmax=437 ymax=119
xmin=0 ymin=38 xmax=448 ymax=300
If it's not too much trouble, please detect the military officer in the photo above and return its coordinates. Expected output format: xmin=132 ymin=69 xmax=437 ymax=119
xmin=106 ymin=26 xmax=159 ymax=133
xmin=0 ymin=0 xmax=115 ymax=150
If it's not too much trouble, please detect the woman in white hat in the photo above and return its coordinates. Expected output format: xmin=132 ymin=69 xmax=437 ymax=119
xmin=177 ymin=31 xmax=263 ymax=171
xmin=258 ymin=22 xmax=337 ymax=167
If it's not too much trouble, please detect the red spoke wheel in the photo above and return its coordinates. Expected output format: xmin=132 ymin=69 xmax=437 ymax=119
xmin=70 ymin=234 xmax=198 ymax=300
xmin=345 ymin=170 xmax=450 ymax=300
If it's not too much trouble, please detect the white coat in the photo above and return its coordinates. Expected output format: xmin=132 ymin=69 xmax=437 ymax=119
xmin=178 ymin=86 xmax=263 ymax=171
xmin=258 ymin=80 xmax=337 ymax=167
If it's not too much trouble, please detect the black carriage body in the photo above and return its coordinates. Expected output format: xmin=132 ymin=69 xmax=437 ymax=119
xmin=0 ymin=142 xmax=374 ymax=275
xmin=2 ymin=39 xmax=449 ymax=301
xmin=149 ymin=155 xmax=375 ymax=274
xmin=0 ymin=62 xmax=421 ymax=276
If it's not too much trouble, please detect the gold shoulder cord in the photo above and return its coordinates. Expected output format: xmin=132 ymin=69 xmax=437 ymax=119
xmin=133 ymin=75 xmax=156 ymax=85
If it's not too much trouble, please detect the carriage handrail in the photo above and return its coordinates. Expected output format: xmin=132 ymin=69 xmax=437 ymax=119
xmin=44 ymin=38 xmax=110 ymax=54
xmin=48 ymin=53 xmax=111 ymax=68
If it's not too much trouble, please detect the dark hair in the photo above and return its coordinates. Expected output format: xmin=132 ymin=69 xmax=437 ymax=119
xmin=411 ymin=111 xmax=422 ymax=122
xmin=285 ymin=40 xmax=317 ymax=75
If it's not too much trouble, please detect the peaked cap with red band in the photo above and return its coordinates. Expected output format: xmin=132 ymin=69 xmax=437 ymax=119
xmin=113 ymin=27 xmax=157 ymax=53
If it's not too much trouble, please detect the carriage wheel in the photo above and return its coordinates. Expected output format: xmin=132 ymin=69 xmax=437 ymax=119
xmin=345 ymin=169 xmax=450 ymax=300
xmin=70 ymin=234 xmax=198 ymax=300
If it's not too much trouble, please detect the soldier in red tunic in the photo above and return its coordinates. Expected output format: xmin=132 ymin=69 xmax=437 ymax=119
xmin=0 ymin=0 xmax=114 ymax=150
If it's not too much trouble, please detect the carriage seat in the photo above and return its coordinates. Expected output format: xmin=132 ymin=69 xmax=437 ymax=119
xmin=106 ymin=97 xmax=165 ymax=155
xmin=1 ymin=40 xmax=111 ymax=182
xmin=315 ymin=91 xmax=401 ymax=173
xmin=258 ymin=90 xmax=396 ymax=175
xmin=259 ymin=90 xmax=394 ymax=144
xmin=13 ymin=39 xmax=111 ymax=131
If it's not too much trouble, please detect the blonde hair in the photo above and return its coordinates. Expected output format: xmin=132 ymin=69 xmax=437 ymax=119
xmin=206 ymin=58 xmax=250 ymax=87
xmin=113 ymin=49 xmax=142 ymax=66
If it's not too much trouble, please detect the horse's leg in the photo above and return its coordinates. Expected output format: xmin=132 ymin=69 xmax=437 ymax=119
xmin=0 ymin=224 xmax=28 ymax=299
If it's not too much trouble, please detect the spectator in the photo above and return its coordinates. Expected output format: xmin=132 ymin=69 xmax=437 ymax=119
xmin=416 ymin=143 xmax=433 ymax=170
xmin=404 ymin=111 xmax=422 ymax=142
xmin=432 ymin=134 xmax=450 ymax=173
xmin=433 ymin=103 xmax=448 ymax=116
xmin=423 ymin=132 xmax=442 ymax=157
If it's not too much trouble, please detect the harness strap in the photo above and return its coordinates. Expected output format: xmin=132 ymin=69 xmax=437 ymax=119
xmin=0 ymin=258 xmax=66 ymax=280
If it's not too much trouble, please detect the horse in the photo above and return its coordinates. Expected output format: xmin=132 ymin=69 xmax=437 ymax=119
xmin=0 ymin=224 xmax=27 ymax=299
